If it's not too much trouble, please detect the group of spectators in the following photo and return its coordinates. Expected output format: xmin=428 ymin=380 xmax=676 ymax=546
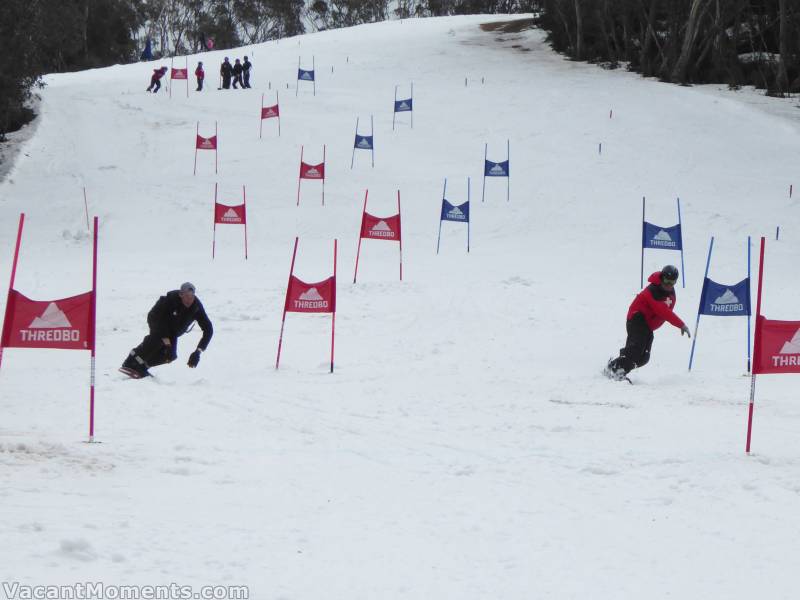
xmin=145 ymin=56 xmax=253 ymax=93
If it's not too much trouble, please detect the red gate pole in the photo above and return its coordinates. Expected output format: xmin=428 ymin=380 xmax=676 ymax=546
xmin=243 ymin=185 xmax=248 ymax=260
xmin=331 ymin=239 xmax=337 ymax=373
xmin=353 ymin=190 xmax=368 ymax=283
xmin=0 ymin=213 xmax=25 ymax=373
xmin=398 ymin=190 xmax=403 ymax=281
xmin=193 ymin=122 xmax=198 ymax=175
xmin=88 ymin=216 xmax=98 ymax=442
xmin=322 ymin=144 xmax=326 ymax=206
xmin=297 ymin=145 xmax=304 ymax=206
xmin=170 ymin=58 xmax=174 ymax=99
xmin=185 ymin=57 xmax=189 ymax=98
xmin=259 ymin=93 xmax=264 ymax=139
xmin=214 ymin=121 xmax=218 ymax=174
xmin=746 ymin=236 xmax=766 ymax=454
xmin=212 ymin=183 xmax=217 ymax=259
xmin=277 ymin=90 xmax=281 ymax=136
xmin=276 ymin=237 xmax=299 ymax=369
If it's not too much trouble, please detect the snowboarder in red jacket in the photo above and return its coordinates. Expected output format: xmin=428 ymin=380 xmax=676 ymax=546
xmin=605 ymin=265 xmax=690 ymax=380
xmin=195 ymin=61 xmax=204 ymax=91
xmin=146 ymin=66 xmax=168 ymax=93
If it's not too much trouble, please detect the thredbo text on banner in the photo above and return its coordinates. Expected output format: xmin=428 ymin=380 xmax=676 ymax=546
xmin=640 ymin=196 xmax=686 ymax=288
xmin=0 ymin=214 xmax=99 ymax=441
xmin=353 ymin=190 xmax=403 ymax=282
xmin=276 ymin=237 xmax=337 ymax=372
xmin=437 ymin=177 xmax=470 ymax=254
xmin=194 ymin=121 xmax=218 ymax=175
xmin=212 ymin=183 xmax=248 ymax=259
xmin=688 ymin=237 xmax=751 ymax=372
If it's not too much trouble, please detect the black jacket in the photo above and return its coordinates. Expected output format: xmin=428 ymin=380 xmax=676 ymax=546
xmin=242 ymin=59 xmax=252 ymax=73
xmin=220 ymin=61 xmax=232 ymax=76
xmin=147 ymin=291 xmax=213 ymax=350
xmin=232 ymin=62 xmax=243 ymax=75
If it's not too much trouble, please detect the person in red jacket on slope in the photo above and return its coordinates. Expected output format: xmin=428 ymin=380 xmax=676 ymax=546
xmin=605 ymin=265 xmax=691 ymax=380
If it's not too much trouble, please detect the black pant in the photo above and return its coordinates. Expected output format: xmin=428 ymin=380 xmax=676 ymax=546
xmin=133 ymin=333 xmax=177 ymax=368
xmin=243 ymin=72 xmax=251 ymax=88
xmin=147 ymin=78 xmax=161 ymax=93
xmin=222 ymin=75 xmax=231 ymax=89
xmin=233 ymin=74 xmax=243 ymax=89
xmin=609 ymin=312 xmax=654 ymax=375
xmin=196 ymin=77 xmax=203 ymax=91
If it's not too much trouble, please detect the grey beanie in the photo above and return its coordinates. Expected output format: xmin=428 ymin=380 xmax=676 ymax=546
xmin=180 ymin=282 xmax=196 ymax=293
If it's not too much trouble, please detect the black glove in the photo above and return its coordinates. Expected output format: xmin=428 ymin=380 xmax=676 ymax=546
xmin=681 ymin=325 xmax=691 ymax=338
xmin=187 ymin=350 xmax=201 ymax=368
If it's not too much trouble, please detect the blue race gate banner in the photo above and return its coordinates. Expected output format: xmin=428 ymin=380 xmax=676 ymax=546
xmin=484 ymin=160 xmax=509 ymax=177
xmin=482 ymin=140 xmax=510 ymax=202
xmin=437 ymin=178 xmax=470 ymax=254
xmin=441 ymin=199 xmax=469 ymax=222
xmin=351 ymin=115 xmax=375 ymax=169
xmin=296 ymin=56 xmax=316 ymax=96
xmin=688 ymin=236 xmax=752 ymax=372
xmin=643 ymin=222 xmax=682 ymax=250
xmin=393 ymin=83 xmax=414 ymax=130
xmin=640 ymin=196 xmax=685 ymax=288
xmin=699 ymin=278 xmax=751 ymax=317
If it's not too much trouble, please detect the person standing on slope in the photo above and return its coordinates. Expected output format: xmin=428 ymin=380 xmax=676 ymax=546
xmin=120 ymin=282 xmax=213 ymax=379
xmin=220 ymin=57 xmax=232 ymax=89
xmin=232 ymin=58 xmax=244 ymax=89
xmin=195 ymin=61 xmax=204 ymax=91
xmin=605 ymin=265 xmax=690 ymax=380
xmin=242 ymin=56 xmax=253 ymax=88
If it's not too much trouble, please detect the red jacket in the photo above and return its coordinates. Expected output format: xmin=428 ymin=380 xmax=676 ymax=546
xmin=627 ymin=271 xmax=685 ymax=331
xmin=195 ymin=66 xmax=204 ymax=78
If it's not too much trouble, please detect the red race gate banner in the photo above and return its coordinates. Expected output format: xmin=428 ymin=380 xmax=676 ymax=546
xmin=745 ymin=237 xmax=800 ymax=453
xmin=170 ymin=57 xmax=189 ymax=98
xmin=353 ymin=189 xmax=403 ymax=283
xmin=194 ymin=121 xmax=218 ymax=175
xmin=276 ymin=237 xmax=337 ymax=372
xmin=0 ymin=213 xmax=99 ymax=442
xmin=259 ymin=91 xmax=281 ymax=138
xmin=296 ymin=144 xmax=326 ymax=206
xmin=753 ymin=317 xmax=800 ymax=374
xmin=212 ymin=183 xmax=248 ymax=259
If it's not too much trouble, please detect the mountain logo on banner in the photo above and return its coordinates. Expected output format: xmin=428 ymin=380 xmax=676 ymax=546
xmin=769 ymin=328 xmax=800 ymax=368
xmin=711 ymin=289 xmax=744 ymax=313
xmin=294 ymin=288 xmax=328 ymax=310
xmin=447 ymin=206 xmax=466 ymax=220
xmin=779 ymin=329 xmax=800 ymax=355
xmin=370 ymin=221 xmax=395 ymax=238
xmin=357 ymin=138 xmax=371 ymax=149
xmin=489 ymin=164 xmax=506 ymax=176
xmin=264 ymin=108 xmax=277 ymax=117
xmin=221 ymin=208 xmax=241 ymax=223
xmin=199 ymin=138 xmax=214 ymax=149
xmin=21 ymin=302 xmax=80 ymax=343
xmin=305 ymin=167 xmax=321 ymax=178
xmin=398 ymin=101 xmax=410 ymax=110
xmin=651 ymin=229 xmax=676 ymax=248
xmin=300 ymin=71 xmax=312 ymax=80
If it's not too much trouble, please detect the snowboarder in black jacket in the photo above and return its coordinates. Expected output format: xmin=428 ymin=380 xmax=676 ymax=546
xmin=120 ymin=282 xmax=213 ymax=378
xmin=232 ymin=58 xmax=244 ymax=89
xmin=220 ymin=58 xmax=232 ymax=89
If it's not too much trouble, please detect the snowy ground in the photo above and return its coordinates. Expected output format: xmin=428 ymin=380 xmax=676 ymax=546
xmin=1 ymin=14 xmax=800 ymax=599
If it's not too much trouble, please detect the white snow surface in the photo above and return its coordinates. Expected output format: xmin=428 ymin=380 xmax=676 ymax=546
xmin=2 ymin=14 xmax=800 ymax=599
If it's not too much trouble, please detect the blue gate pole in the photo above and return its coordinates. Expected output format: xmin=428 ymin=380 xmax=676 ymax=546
xmin=467 ymin=177 xmax=471 ymax=252
xmin=393 ymin=85 xmax=397 ymax=131
xmin=351 ymin=117 xmax=358 ymax=169
xmin=640 ymin=196 xmax=646 ymax=289
xmin=410 ymin=82 xmax=413 ymax=129
xmin=482 ymin=143 xmax=487 ymax=203
xmin=436 ymin=178 xmax=446 ymax=255
xmin=747 ymin=235 xmax=752 ymax=373
xmin=677 ymin=197 xmax=686 ymax=288
xmin=371 ymin=115 xmax=375 ymax=168
xmin=688 ymin=236 xmax=714 ymax=371
xmin=506 ymin=139 xmax=510 ymax=202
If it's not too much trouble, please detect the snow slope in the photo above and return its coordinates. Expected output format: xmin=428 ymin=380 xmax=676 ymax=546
xmin=2 ymin=14 xmax=800 ymax=599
